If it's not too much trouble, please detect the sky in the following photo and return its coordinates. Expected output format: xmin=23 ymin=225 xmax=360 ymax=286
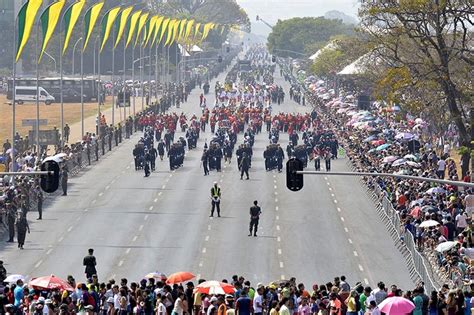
xmin=236 ymin=0 xmax=360 ymax=36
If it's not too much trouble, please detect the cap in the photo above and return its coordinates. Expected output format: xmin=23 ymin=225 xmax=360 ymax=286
xmin=45 ymin=299 xmax=52 ymax=304
xmin=225 ymin=294 xmax=234 ymax=300
xmin=210 ymin=296 xmax=218 ymax=303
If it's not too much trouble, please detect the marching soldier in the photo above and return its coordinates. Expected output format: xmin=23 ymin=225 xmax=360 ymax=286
xmin=150 ymin=146 xmax=158 ymax=171
xmin=249 ymin=200 xmax=261 ymax=237
xmin=240 ymin=152 xmax=250 ymax=180
xmin=83 ymin=248 xmax=97 ymax=279
xmin=157 ymin=139 xmax=165 ymax=161
xmin=201 ymin=149 xmax=210 ymax=176
xmin=61 ymin=166 xmax=69 ymax=196
xmin=210 ymin=182 xmax=221 ymax=217
xmin=6 ymin=204 xmax=15 ymax=243
xmin=16 ymin=212 xmax=29 ymax=249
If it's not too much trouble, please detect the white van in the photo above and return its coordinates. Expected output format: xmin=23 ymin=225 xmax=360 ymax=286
xmin=14 ymin=86 xmax=55 ymax=105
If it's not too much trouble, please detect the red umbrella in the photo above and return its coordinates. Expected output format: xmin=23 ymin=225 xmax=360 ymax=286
xmin=29 ymin=275 xmax=74 ymax=291
xmin=166 ymin=272 xmax=195 ymax=284
xmin=195 ymin=281 xmax=235 ymax=295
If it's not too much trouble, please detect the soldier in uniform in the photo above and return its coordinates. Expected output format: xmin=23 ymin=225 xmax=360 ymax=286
xmin=157 ymin=139 xmax=165 ymax=161
xmin=240 ymin=152 xmax=250 ymax=180
xmin=16 ymin=212 xmax=29 ymax=249
xmin=6 ymin=203 xmax=15 ymax=243
xmin=61 ymin=166 xmax=69 ymax=196
xmin=201 ymin=149 xmax=210 ymax=176
xmin=276 ymin=145 xmax=285 ymax=172
xmin=83 ymin=248 xmax=97 ymax=279
xmin=210 ymin=182 xmax=221 ymax=217
xmin=144 ymin=150 xmax=151 ymax=177
xmin=149 ymin=146 xmax=158 ymax=171
xmin=249 ymin=200 xmax=261 ymax=237
xmin=36 ymin=185 xmax=43 ymax=220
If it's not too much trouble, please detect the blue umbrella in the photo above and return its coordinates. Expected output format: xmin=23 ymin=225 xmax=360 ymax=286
xmin=363 ymin=135 xmax=377 ymax=143
xmin=376 ymin=143 xmax=391 ymax=151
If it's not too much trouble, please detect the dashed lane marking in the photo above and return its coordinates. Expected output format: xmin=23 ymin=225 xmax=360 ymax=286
xmin=202 ymin=248 xmax=206 ymax=254
xmin=348 ymin=238 xmax=353 ymax=244
xmin=324 ymin=177 xmax=328 ymax=180
xmin=281 ymin=275 xmax=285 ymax=280
xmin=275 ymin=206 xmax=279 ymax=211
xmin=277 ymin=236 xmax=281 ymax=242
xmin=154 ymin=198 xmax=158 ymax=202
xmin=99 ymin=192 xmax=103 ymax=197
xmin=279 ymin=262 xmax=284 ymax=268
xmin=67 ymin=226 xmax=73 ymax=232
xmin=274 ymin=185 xmax=277 ymax=189
xmin=329 ymin=187 xmax=332 ymax=191
xmin=118 ymin=260 xmax=124 ymax=267
xmin=337 ymin=207 xmax=342 ymax=212
xmin=274 ymin=192 xmax=278 ymax=196
xmin=132 ymin=235 xmax=138 ymax=242
xmin=359 ymin=264 xmax=364 ymax=271
xmin=162 ymin=185 xmax=166 ymax=189
xmin=340 ymin=217 xmax=345 ymax=222
xmin=35 ymin=260 xmax=43 ymax=268
xmin=149 ymin=206 xmax=154 ymax=211
xmin=126 ymin=248 xmax=131 ymax=254
xmin=58 ymin=236 xmax=64 ymax=242
xmin=331 ymin=193 xmax=335 ymax=197
xmin=84 ymin=209 xmax=88 ymax=212
xmin=46 ymin=249 xmax=53 ymax=255
xmin=278 ymin=249 xmax=282 ymax=255
xmin=208 ymin=225 xmax=211 ymax=231
xmin=139 ymin=225 xmax=144 ymax=231
xmin=334 ymin=200 xmax=338 ymax=204
xmin=276 ymin=225 xmax=280 ymax=231
xmin=276 ymin=215 xmax=279 ymax=220
xmin=353 ymin=251 xmax=358 ymax=257
xmin=92 ymin=200 xmax=96 ymax=204
xmin=275 ymin=198 xmax=278 ymax=202
xmin=169 ymin=174 xmax=173 ymax=178
xmin=205 ymin=235 xmax=210 ymax=241
xmin=199 ymin=262 xmax=203 ymax=267
xmin=105 ymin=186 xmax=110 ymax=190
xmin=344 ymin=227 xmax=349 ymax=233
xmin=364 ymin=278 xmax=369 ymax=285
xmin=158 ymin=192 xmax=162 ymax=196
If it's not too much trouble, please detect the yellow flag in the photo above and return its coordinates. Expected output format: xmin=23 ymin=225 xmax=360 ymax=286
xmin=114 ymin=6 xmax=133 ymax=48
xmin=159 ymin=18 xmax=171 ymax=45
xmin=152 ymin=16 xmax=164 ymax=46
xmin=165 ymin=19 xmax=176 ymax=46
xmin=39 ymin=0 xmax=66 ymax=62
xmin=126 ymin=10 xmax=141 ymax=48
xmin=185 ymin=20 xmax=195 ymax=41
xmin=194 ymin=23 xmax=201 ymax=39
xmin=16 ymin=0 xmax=44 ymax=62
xmin=62 ymin=0 xmax=86 ymax=55
xmin=172 ymin=19 xmax=180 ymax=44
xmin=100 ymin=6 xmax=121 ymax=52
xmin=178 ymin=19 xmax=187 ymax=42
xmin=201 ymin=22 xmax=213 ymax=42
xmin=144 ymin=15 xmax=158 ymax=47
xmin=83 ymin=1 xmax=104 ymax=52
xmin=135 ymin=12 xmax=149 ymax=47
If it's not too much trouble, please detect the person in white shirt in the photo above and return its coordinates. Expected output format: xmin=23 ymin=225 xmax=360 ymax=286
xmin=455 ymin=211 xmax=468 ymax=234
xmin=464 ymin=194 xmax=474 ymax=219
xmin=253 ymin=287 xmax=264 ymax=315
xmin=437 ymin=159 xmax=446 ymax=179
xmin=156 ymin=295 xmax=167 ymax=315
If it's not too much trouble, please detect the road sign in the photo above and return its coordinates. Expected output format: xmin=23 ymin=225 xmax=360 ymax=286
xmin=28 ymin=130 xmax=59 ymax=146
xmin=22 ymin=119 xmax=48 ymax=127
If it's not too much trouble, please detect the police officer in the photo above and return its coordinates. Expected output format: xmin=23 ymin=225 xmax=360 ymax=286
xmin=16 ymin=212 xmax=29 ymax=249
xmin=201 ymin=149 xmax=210 ymax=176
xmin=36 ymin=186 xmax=43 ymax=220
xmin=210 ymin=182 xmax=221 ymax=217
xmin=249 ymin=200 xmax=261 ymax=237
xmin=83 ymin=248 xmax=97 ymax=279
xmin=149 ymin=146 xmax=158 ymax=171
xmin=240 ymin=152 xmax=250 ymax=180
xmin=61 ymin=166 xmax=69 ymax=196
xmin=6 ymin=203 xmax=15 ymax=243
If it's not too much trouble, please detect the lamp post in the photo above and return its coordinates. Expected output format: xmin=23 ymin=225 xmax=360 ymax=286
xmin=132 ymin=56 xmax=149 ymax=116
xmin=42 ymin=51 xmax=57 ymax=73
xmin=72 ymin=37 xmax=83 ymax=75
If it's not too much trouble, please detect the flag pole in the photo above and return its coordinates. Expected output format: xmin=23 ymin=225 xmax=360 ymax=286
xmin=35 ymin=21 xmax=40 ymax=153
xmin=11 ymin=16 xmax=17 ymax=175
xmin=140 ymin=44 xmax=144 ymax=112
xmin=98 ymin=36 xmax=102 ymax=138
xmin=155 ymin=43 xmax=158 ymax=103
xmin=112 ymin=25 xmax=115 ymax=126
xmin=80 ymin=37 xmax=84 ymax=139
xmin=132 ymin=45 xmax=135 ymax=116
xmin=149 ymin=41 xmax=152 ymax=108
xmin=59 ymin=19 xmax=64 ymax=147
xmin=123 ymin=38 xmax=126 ymax=122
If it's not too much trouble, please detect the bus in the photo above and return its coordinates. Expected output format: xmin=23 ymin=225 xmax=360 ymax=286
xmin=7 ymin=77 xmax=98 ymax=103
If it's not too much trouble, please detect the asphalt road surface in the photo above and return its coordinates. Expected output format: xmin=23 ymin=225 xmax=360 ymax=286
xmin=1 ymin=64 xmax=414 ymax=289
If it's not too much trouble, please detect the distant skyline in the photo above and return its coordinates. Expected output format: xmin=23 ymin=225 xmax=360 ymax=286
xmin=237 ymin=0 xmax=360 ymax=36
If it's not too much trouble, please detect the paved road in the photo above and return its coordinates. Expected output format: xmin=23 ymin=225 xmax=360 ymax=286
xmin=0 ymin=64 xmax=414 ymax=288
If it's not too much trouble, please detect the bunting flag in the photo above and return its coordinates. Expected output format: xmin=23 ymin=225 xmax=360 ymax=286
xmin=125 ymin=10 xmax=141 ymax=48
xmin=62 ymin=0 xmax=85 ymax=55
xmin=194 ymin=23 xmax=201 ymax=39
xmin=144 ymin=15 xmax=158 ymax=47
xmin=201 ymin=22 xmax=213 ymax=42
xmin=159 ymin=18 xmax=171 ymax=45
xmin=172 ymin=19 xmax=180 ymax=44
xmin=135 ymin=12 xmax=149 ymax=47
xmin=152 ymin=16 xmax=164 ymax=45
xmin=16 ymin=0 xmax=44 ymax=62
xmin=100 ymin=6 xmax=121 ymax=52
xmin=185 ymin=20 xmax=195 ymax=42
xmin=178 ymin=19 xmax=187 ymax=41
xmin=220 ymin=25 xmax=226 ymax=35
xmin=164 ymin=19 xmax=176 ymax=46
xmin=114 ymin=6 xmax=133 ymax=48
xmin=39 ymin=0 xmax=66 ymax=62
xmin=83 ymin=1 xmax=104 ymax=51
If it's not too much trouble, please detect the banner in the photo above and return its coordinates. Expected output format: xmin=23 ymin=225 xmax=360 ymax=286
xmin=152 ymin=16 xmax=164 ymax=46
xmin=165 ymin=19 xmax=176 ymax=46
xmin=159 ymin=18 xmax=171 ymax=45
xmin=114 ymin=6 xmax=133 ymax=48
xmin=83 ymin=2 xmax=104 ymax=51
xmin=125 ymin=10 xmax=142 ymax=48
xmin=16 ymin=0 xmax=44 ymax=62
xmin=144 ymin=15 xmax=158 ymax=47
xmin=62 ymin=0 xmax=85 ymax=55
xmin=39 ymin=0 xmax=66 ymax=62
xmin=100 ymin=6 xmax=121 ymax=52
xmin=135 ymin=12 xmax=149 ymax=47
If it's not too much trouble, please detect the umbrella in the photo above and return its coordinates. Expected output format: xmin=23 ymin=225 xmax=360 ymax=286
xmin=421 ymin=205 xmax=438 ymax=213
xmin=166 ymin=272 xmax=195 ymax=285
xmin=376 ymin=144 xmax=391 ymax=151
xmin=29 ymin=275 xmax=74 ymax=291
xmin=406 ymin=161 xmax=421 ymax=168
xmin=371 ymin=139 xmax=385 ymax=146
xmin=436 ymin=241 xmax=458 ymax=253
xmin=383 ymin=156 xmax=399 ymax=164
xmin=410 ymin=206 xmax=422 ymax=218
xmin=426 ymin=187 xmax=446 ymax=195
xmin=395 ymin=132 xmax=415 ymax=141
xmin=5 ymin=274 xmax=25 ymax=284
xmin=403 ymin=154 xmax=417 ymax=160
xmin=392 ymin=159 xmax=407 ymax=167
xmin=379 ymin=296 xmax=415 ymax=314
xmin=419 ymin=220 xmax=440 ymax=228
xmin=363 ymin=135 xmax=377 ymax=143
xmin=195 ymin=281 xmax=235 ymax=295
xmin=145 ymin=272 xmax=167 ymax=281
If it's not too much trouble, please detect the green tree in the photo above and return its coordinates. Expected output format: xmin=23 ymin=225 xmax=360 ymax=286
xmin=267 ymin=17 xmax=354 ymax=58
xmin=359 ymin=0 xmax=474 ymax=176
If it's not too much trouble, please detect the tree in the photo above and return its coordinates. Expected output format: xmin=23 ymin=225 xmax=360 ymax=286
xmin=267 ymin=17 xmax=354 ymax=58
xmin=359 ymin=0 xmax=473 ymax=176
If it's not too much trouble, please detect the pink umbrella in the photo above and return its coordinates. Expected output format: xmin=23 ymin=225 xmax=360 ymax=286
xmin=379 ymin=297 xmax=415 ymax=315
xmin=29 ymin=275 xmax=74 ymax=291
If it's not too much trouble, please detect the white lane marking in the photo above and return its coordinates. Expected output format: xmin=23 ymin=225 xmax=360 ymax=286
xmin=99 ymin=192 xmax=103 ymax=197
xmin=275 ymin=206 xmax=279 ymax=211
xmin=149 ymin=206 xmax=154 ymax=211
xmin=121 ymin=170 xmax=125 ymax=174
xmin=162 ymin=185 xmax=166 ymax=189
xmin=279 ymin=262 xmax=284 ymax=268
xmin=273 ymin=175 xmax=276 ymax=178
xmin=35 ymin=260 xmax=43 ymax=268
xmin=67 ymin=226 xmax=73 ymax=232
xmin=334 ymin=200 xmax=338 ymax=204
xmin=348 ymin=238 xmax=353 ymax=244
xmin=205 ymin=235 xmax=210 ymax=241
xmin=274 ymin=180 xmax=277 ymax=184
xmin=281 ymin=275 xmax=286 ymax=280
xmin=329 ymin=187 xmax=332 ymax=191
xmin=364 ymin=278 xmax=369 ymax=285
xmin=139 ymin=225 xmax=144 ymax=231
xmin=220 ymin=179 xmax=223 ymax=183
xmin=276 ymin=215 xmax=279 ymax=220
xmin=199 ymin=262 xmax=203 ymax=267
xmin=132 ymin=235 xmax=138 ymax=242
xmin=126 ymin=165 xmax=130 ymax=169
xmin=278 ymin=249 xmax=282 ymax=255
xmin=105 ymin=186 xmax=110 ymax=190
xmin=331 ymin=193 xmax=335 ymax=197
xmin=275 ymin=198 xmax=278 ymax=202
xmin=158 ymin=192 xmax=162 ymax=196
xmin=277 ymin=237 xmax=281 ymax=242
xmin=340 ymin=217 xmax=345 ymax=222
xmin=337 ymin=207 xmax=342 ymax=212
xmin=58 ymin=236 xmax=64 ymax=242
xmin=274 ymin=185 xmax=277 ymax=189
xmin=359 ymin=264 xmax=364 ymax=271
xmin=353 ymin=251 xmax=358 ymax=257
xmin=208 ymin=225 xmax=211 ymax=231
xmin=111 ymin=180 xmax=116 ymax=184
xmin=154 ymin=198 xmax=158 ymax=202
xmin=126 ymin=248 xmax=131 ymax=254
xmin=202 ymin=248 xmax=206 ymax=254
xmin=169 ymin=174 xmax=173 ymax=178
xmin=324 ymin=177 xmax=328 ymax=180
xmin=84 ymin=209 xmax=89 ymax=212
xmin=344 ymin=227 xmax=349 ymax=233
xmin=76 ymin=217 xmax=81 ymax=222
xmin=166 ymin=178 xmax=170 ymax=182
xmin=326 ymin=182 xmax=330 ymax=186
xmin=118 ymin=260 xmax=124 ymax=267
xmin=274 ymin=192 xmax=278 ymax=196
xmin=144 ymin=215 xmax=149 ymax=220
xmin=92 ymin=200 xmax=97 ymax=204
xmin=46 ymin=248 xmax=53 ymax=255
xmin=276 ymin=225 xmax=280 ymax=231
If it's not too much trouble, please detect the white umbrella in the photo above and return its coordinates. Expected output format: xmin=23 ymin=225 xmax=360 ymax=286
xmin=426 ymin=187 xmax=446 ymax=194
xmin=395 ymin=132 xmax=415 ymax=140
xmin=406 ymin=161 xmax=421 ymax=168
xmin=404 ymin=154 xmax=417 ymax=160
xmin=392 ymin=158 xmax=407 ymax=167
xmin=436 ymin=241 xmax=458 ymax=253
xmin=419 ymin=220 xmax=440 ymax=228
xmin=383 ymin=156 xmax=399 ymax=163
xmin=5 ymin=274 xmax=25 ymax=284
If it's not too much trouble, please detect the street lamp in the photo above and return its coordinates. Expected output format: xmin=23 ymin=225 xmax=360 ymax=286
xmin=72 ymin=37 xmax=83 ymax=75
xmin=43 ymin=51 xmax=57 ymax=73
xmin=132 ymin=56 xmax=150 ymax=115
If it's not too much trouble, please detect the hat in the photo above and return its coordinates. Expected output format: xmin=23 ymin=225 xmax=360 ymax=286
xmin=257 ymin=283 xmax=264 ymax=289
xmin=213 ymin=181 xmax=218 ymax=185
xmin=107 ymin=297 xmax=114 ymax=304
xmin=210 ymin=296 xmax=218 ymax=303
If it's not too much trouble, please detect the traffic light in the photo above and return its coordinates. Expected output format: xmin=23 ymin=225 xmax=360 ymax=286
xmin=218 ymin=55 xmax=223 ymax=63
xmin=272 ymin=55 xmax=276 ymax=63
xmin=40 ymin=160 xmax=60 ymax=193
xmin=286 ymin=158 xmax=304 ymax=191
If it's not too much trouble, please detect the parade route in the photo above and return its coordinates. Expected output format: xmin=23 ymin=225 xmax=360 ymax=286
xmin=0 ymin=66 xmax=413 ymax=288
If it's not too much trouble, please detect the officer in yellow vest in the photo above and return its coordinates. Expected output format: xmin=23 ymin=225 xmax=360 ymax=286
xmin=210 ymin=182 xmax=221 ymax=217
